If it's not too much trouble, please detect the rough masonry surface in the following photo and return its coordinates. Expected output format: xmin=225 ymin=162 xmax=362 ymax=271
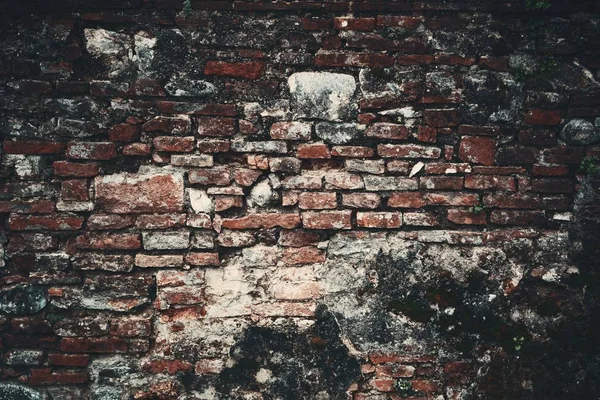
xmin=0 ymin=0 xmax=600 ymax=399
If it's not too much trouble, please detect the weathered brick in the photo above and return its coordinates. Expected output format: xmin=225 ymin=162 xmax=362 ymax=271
xmin=95 ymin=173 xmax=184 ymax=213
xmin=270 ymin=121 xmax=312 ymax=140
xmin=420 ymin=176 xmax=463 ymax=190
xmin=66 ymin=141 xmax=116 ymax=160
xmin=490 ymin=210 xmax=546 ymax=225
xmin=197 ymin=117 xmax=237 ymax=137
xmin=378 ymin=144 xmax=441 ymax=159
xmin=4 ymin=140 xmax=66 ymax=154
xmin=204 ymin=61 xmax=265 ymax=79
xmin=188 ymin=167 xmax=231 ymax=185
xmin=364 ymin=176 xmax=418 ymax=191
xmin=221 ymin=213 xmax=301 ymax=229
xmin=8 ymin=214 xmax=84 ymax=231
xmin=76 ymin=233 xmax=141 ymax=250
xmin=332 ymin=146 xmax=374 ymax=158
xmin=298 ymin=192 xmax=337 ymax=209
xmin=334 ymin=17 xmax=376 ymax=31
xmin=403 ymin=212 xmax=439 ymax=226
xmin=282 ymin=246 xmax=326 ymax=265
xmin=423 ymin=109 xmax=460 ymax=127
xmin=302 ymin=211 xmax=352 ymax=229
xmin=357 ymin=212 xmax=402 ymax=228
xmin=447 ymin=209 xmax=487 ymax=225
xmin=153 ymin=136 xmax=195 ymax=152
xmin=524 ymin=109 xmax=561 ymax=125
xmin=298 ymin=143 xmax=331 ymax=159
xmin=365 ymin=123 xmax=409 ymax=140
xmin=388 ymin=192 xmax=427 ymax=208
xmin=459 ymin=136 xmax=496 ymax=165
xmin=465 ymin=175 xmax=516 ymax=191
xmin=53 ymin=161 xmax=100 ymax=177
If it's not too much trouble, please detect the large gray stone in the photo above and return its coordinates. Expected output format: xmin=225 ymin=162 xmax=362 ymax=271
xmin=0 ymin=285 xmax=47 ymax=315
xmin=288 ymin=72 xmax=357 ymax=121
xmin=0 ymin=383 xmax=43 ymax=400
xmin=560 ymin=119 xmax=600 ymax=145
xmin=315 ymin=122 xmax=365 ymax=145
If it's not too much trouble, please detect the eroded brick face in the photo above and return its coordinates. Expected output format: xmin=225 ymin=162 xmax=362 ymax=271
xmin=1 ymin=2 xmax=599 ymax=399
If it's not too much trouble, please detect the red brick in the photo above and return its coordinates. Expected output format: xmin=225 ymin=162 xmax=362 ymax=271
xmin=123 ymin=143 xmax=151 ymax=156
xmin=375 ymin=365 xmax=415 ymax=378
xmin=298 ymin=143 xmax=331 ymax=159
xmin=472 ymin=166 xmax=526 ymax=175
xmin=282 ymin=246 xmax=326 ymax=265
xmin=372 ymin=378 xmax=395 ymax=392
xmin=108 ymin=123 xmax=140 ymax=142
xmin=543 ymin=146 xmax=585 ymax=164
xmin=423 ymin=109 xmax=460 ymax=127
xmin=185 ymin=252 xmax=220 ymax=266
xmin=53 ymin=161 xmax=100 ymax=177
xmin=221 ymin=213 xmax=301 ymax=229
xmin=388 ymin=192 xmax=427 ymax=208
xmin=334 ymin=17 xmax=376 ymax=31
xmin=424 ymin=192 xmax=479 ymax=206
xmin=48 ymin=353 xmax=89 ymax=367
xmin=518 ymin=128 xmax=557 ymax=146
xmin=458 ymin=125 xmax=500 ymax=136
xmin=0 ymin=200 xmax=55 ymax=214
xmin=197 ymin=139 xmax=231 ymax=153
xmin=465 ymin=175 xmax=516 ymax=191
xmin=479 ymin=56 xmax=509 ymax=71
xmin=365 ymin=123 xmax=409 ymax=140
xmin=189 ymin=167 xmax=231 ymax=185
xmin=417 ymin=126 xmax=437 ymax=143
xmin=357 ymin=212 xmax=402 ymax=228
xmin=396 ymin=54 xmax=434 ymax=65
xmin=412 ymin=379 xmax=441 ymax=392
xmin=76 ymin=233 xmax=141 ymax=250
xmin=197 ymin=117 xmax=237 ymax=137
xmin=270 ymin=121 xmax=312 ymax=140
xmin=28 ymin=368 xmax=88 ymax=385
xmin=378 ymin=144 xmax=441 ymax=159
xmin=524 ymin=109 xmax=561 ymax=125
xmin=484 ymin=193 xmax=541 ymax=209
xmin=496 ymin=146 xmax=540 ymax=165
xmin=60 ymin=337 xmax=127 ymax=353
xmin=376 ymin=15 xmax=422 ymax=29
xmin=532 ymin=178 xmax=574 ymax=193
xmin=532 ymin=164 xmax=569 ymax=176
xmin=300 ymin=17 xmax=331 ymax=31
xmin=325 ymin=172 xmax=364 ymax=189
xmin=95 ymin=173 xmax=184 ymax=214
xmin=4 ymin=140 xmax=65 ymax=154
xmin=331 ymin=146 xmax=374 ymax=158
xmin=110 ymin=318 xmax=151 ymax=337
xmin=342 ymin=193 xmax=381 ymax=209
xmin=143 ymin=359 xmax=193 ymax=375
xmin=302 ymin=211 xmax=352 ymax=229
xmin=434 ymin=54 xmax=476 ymax=65
xmin=425 ymin=163 xmax=472 ymax=174
xmin=278 ymin=229 xmax=320 ymax=247
xmin=403 ymin=211 xmax=439 ymax=226
xmin=459 ymin=136 xmax=496 ymax=165
xmin=204 ymin=61 xmax=265 ymax=79
xmin=448 ymin=209 xmax=487 ymax=225
xmin=8 ymin=214 xmax=84 ymax=231
xmin=420 ymin=176 xmax=463 ymax=190
xmin=490 ymin=210 xmax=546 ymax=225
xmin=66 ymin=142 xmax=116 ymax=160
xmin=142 ymin=116 xmax=190 ymax=134
xmin=153 ymin=136 xmax=195 ymax=152
xmin=129 ymin=78 xmax=166 ymax=96
xmin=298 ymin=192 xmax=337 ymax=210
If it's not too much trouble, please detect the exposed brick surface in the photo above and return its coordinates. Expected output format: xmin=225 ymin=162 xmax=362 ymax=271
xmin=0 ymin=3 xmax=596 ymax=399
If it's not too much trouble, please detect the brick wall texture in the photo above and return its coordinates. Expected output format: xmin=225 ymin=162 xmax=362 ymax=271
xmin=1 ymin=0 xmax=600 ymax=398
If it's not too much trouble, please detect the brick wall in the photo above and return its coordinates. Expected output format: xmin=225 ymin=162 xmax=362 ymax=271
xmin=1 ymin=0 xmax=600 ymax=398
